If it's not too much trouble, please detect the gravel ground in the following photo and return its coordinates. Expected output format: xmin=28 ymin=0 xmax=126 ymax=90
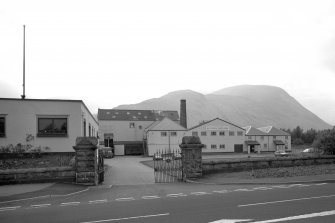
xmin=252 ymin=164 xmax=335 ymax=178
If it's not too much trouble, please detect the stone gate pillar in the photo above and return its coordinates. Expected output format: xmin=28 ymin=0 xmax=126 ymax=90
xmin=179 ymin=136 xmax=204 ymax=180
xmin=73 ymin=137 xmax=99 ymax=185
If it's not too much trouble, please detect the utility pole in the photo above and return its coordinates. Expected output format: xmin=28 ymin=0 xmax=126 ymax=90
xmin=21 ymin=25 xmax=26 ymax=99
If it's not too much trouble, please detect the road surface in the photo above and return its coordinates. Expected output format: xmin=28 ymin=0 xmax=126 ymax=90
xmin=1 ymin=182 xmax=334 ymax=223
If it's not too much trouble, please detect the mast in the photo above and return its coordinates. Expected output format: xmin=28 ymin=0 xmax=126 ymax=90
xmin=22 ymin=25 xmax=26 ymax=99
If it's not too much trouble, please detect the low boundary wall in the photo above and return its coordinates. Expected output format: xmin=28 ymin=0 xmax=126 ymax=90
xmin=0 ymin=166 xmax=75 ymax=185
xmin=203 ymin=156 xmax=335 ymax=174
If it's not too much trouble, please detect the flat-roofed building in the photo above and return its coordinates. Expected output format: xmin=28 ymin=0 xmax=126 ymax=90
xmin=0 ymin=98 xmax=98 ymax=152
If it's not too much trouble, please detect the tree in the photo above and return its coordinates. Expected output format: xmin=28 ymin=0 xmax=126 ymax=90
xmin=313 ymin=127 xmax=335 ymax=155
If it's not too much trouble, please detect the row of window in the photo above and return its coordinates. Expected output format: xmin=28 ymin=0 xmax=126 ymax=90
xmin=129 ymin=122 xmax=142 ymax=129
xmin=161 ymin=132 xmax=177 ymax=136
xmin=192 ymin=131 xmax=244 ymax=137
xmin=202 ymin=144 xmax=226 ymax=149
xmin=247 ymin=136 xmax=289 ymax=140
xmin=0 ymin=116 xmax=96 ymax=138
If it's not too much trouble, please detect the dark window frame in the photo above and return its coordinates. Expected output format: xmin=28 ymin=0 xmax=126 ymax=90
xmin=201 ymin=131 xmax=207 ymax=136
xmin=0 ymin=117 xmax=5 ymax=137
xmin=219 ymin=131 xmax=225 ymax=136
xmin=211 ymin=131 xmax=217 ymax=136
xmin=37 ymin=117 xmax=68 ymax=137
xmin=192 ymin=131 xmax=198 ymax=136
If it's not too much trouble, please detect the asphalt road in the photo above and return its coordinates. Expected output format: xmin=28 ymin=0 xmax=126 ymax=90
xmin=1 ymin=182 xmax=334 ymax=223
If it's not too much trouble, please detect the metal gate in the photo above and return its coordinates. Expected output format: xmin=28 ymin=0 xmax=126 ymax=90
xmin=97 ymin=149 xmax=104 ymax=184
xmin=153 ymin=149 xmax=183 ymax=183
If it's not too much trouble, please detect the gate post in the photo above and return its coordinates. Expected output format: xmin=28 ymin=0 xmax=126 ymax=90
xmin=179 ymin=136 xmax=204 ymax=180
xmin=73 ymin=137 xmax=99 ymax=186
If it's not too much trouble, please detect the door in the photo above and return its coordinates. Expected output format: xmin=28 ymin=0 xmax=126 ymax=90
xmin=125 ymin=144 xmax=143 ymax=155
xmin=234 ymin=144 xmax=243 ymax=153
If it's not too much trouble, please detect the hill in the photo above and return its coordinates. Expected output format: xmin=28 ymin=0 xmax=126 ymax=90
xmin=114 ymin=85 xmax=332 ymax=130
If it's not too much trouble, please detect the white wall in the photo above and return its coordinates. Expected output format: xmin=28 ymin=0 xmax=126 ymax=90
xmin=147 ymin=130 xmax=186 ymax=156
xmin=0 ymin=99 xmax=97 ymax=152
xmin=114 ymin=145 xmax=125 ymax=155
xmin=186 ymin=119 xmax=245 ymax=153
xmin=99 ymin=120 xmax=153 ymax=142
xmin=246 ymin=135 xmax=291 ymax=151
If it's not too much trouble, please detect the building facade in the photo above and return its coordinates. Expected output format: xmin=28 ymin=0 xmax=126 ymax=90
xmin=244 ymin=126 xmax=291 ymax=152
xmin=144 ymin=117 xmax=186 ymax=156
xmin=185 ymin=118 xmax=246 ymax=153
xmin=0 ymin=98 xmax=98 ymax=152
xmin=98 ymin=109 xmax=179 ymax=156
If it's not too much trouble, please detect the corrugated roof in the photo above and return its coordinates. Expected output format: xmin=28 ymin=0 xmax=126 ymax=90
xmin=258 ymin=126 xmax=290 ymax=136
xmin=98 ymin=109 xmax=179 ymax=121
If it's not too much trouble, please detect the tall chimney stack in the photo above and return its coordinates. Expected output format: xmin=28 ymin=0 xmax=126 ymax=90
xmin=180 ymin=99 xmax=187 ymax=129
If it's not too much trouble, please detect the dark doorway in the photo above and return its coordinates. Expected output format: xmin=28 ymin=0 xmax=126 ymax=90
xmin=125 ymin=144 xmax=143 ymax=155
xmin=234 ymin=144 xmax=243 ymax=153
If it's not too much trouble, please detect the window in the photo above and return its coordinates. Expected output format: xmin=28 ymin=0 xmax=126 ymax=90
xmin=264 ymin=143 xmax=267 ymax=148
xmin=211 ymin=144 xmax=217 ymax=149
xmin=38 ymin=117 xmax=67 ymax=137
xmin=248 ymin=136 xmax=252 ymax=140
xmin=171 ymin=132 xmax=177 ymax=136
xmin=273 ymin=136 xmax=276 ymax=139
xmin=0 ymin=117 xmax=5 ymax=137
xmin=129 ymin=123 xmax=135 ymax=128
xmin=261 ymin=136 xmax=264 ymax=140
xmin=219 ymin=144 xmax=225 ymax=149
xmin=139 ymin=125 xmax=142 ymax=130
xmin=211 ymin=131 xmax=217 ymax=136
xmin=192 ymin=131 xmax=198 ymax=136
xmin=285 ymin=136 xmax=288 ymax=140
xmin=203 ymin=144 xmax=207 ymax=149
xmin=89 ymin=124 xmax=91 ymax=137
xmin=219 ymin=131 xmax=225 ymax=136
xmin=83 ymin=119 xmax=86 ymax=137
xmin=161 ymin=132 xmax=167 ymax=137
xmin=201 ymin=131 xmax=207 ymax=136
xmin=229 ymin=131 xmax=235 ymax=136
xmin=237 ymin=131 xmax=243 ymax=136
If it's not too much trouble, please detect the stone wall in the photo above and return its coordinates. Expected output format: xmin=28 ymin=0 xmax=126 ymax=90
xmin=203 ymin=156 xmax=335 ymax=174
xmin=0 ymin=166 xmax=75 ymax=185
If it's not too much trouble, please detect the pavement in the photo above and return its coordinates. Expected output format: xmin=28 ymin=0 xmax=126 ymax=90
xmin=1 ymin=155 xmax=334 ymax=203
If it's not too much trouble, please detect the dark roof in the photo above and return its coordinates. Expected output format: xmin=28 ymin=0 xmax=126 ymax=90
xmin=273 ymin=140 xmax=285 ymax=145
xmin=188 ymin=117 xmax=245 ymax=131
xmin=243 ymin=126 xmax=269 ymax=136
xmin=98 ymin=109 xmax=179 ymax=121
xmin=258 ymin=126 xmax=290 ymax=136
xmin=245 ymin=140 xmax=260 ymax=145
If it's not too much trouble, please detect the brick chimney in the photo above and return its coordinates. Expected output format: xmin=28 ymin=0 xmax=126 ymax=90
xmin=180 ymin=99 xmax=187 ymax=129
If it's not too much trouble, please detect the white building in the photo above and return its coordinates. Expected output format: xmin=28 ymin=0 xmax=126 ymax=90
xmin=0 ymin=98 xmax=98 ymax=152
xmin=98 ymin=109 xmax=179 ymax=156
xmin=144 ymin=117 xmax=186 ymax=156
xmin=244 ymin=126 xmax=291 ymax=152
xmin=185 ymin=118 xmax=246 ymax=153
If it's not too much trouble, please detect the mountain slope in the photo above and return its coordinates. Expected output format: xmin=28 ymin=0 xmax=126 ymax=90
xmin=114 ymin=86 xmax=332 ymax=130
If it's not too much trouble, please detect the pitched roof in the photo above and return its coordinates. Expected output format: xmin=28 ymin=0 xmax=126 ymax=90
xmin=245 ymin=140 xmax=260 ymax=145
xmin=243 ymin=126 xmax=268 ymax=136
xmin=188 ymin=117 xmax=245 ymax=131
xmin=257 ymin=126 xmax=290 ymax=136
xmin=98 ymin=109 xmax=179 ymax=121
xmin=273 ymin=140 xmax=285 ymax=145
xmin=146 ymin=117 xmax=186 ymax=131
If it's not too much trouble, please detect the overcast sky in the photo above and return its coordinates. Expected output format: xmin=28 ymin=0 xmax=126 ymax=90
xmin=1 ymin=0 xmax=335 ymax=125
